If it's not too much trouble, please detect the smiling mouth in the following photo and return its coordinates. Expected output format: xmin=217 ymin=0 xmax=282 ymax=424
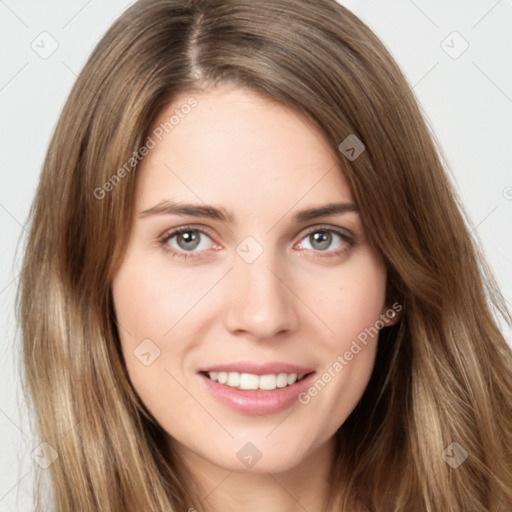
xmin=200 ymin=371 xmax=313 ymax=391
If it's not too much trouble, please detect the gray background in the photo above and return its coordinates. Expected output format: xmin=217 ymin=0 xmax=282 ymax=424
xmin=1 ymin=0 xmax=511 ymax=510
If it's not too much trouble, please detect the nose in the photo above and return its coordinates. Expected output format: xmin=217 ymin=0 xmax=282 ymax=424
xmin=223 ymin=251 xmax=300 ymax=340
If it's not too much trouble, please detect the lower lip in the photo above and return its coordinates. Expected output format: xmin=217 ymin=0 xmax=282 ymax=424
xmin=198 ymin=372 xmax=315 ymax=415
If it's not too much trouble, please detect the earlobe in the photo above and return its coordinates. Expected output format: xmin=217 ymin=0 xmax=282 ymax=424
xmin=380 ymin=302 xmax=402 ymax=327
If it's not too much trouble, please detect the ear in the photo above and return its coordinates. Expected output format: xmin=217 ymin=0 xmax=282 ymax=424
xmin=379 ymin=301 xmax=402 ymax=328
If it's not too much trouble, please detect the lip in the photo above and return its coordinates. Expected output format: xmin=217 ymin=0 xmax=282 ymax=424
xmin=197 ymin=361 xmax=315 ymax=376
xmin=198 ymin=368 xmax=316 ymax=416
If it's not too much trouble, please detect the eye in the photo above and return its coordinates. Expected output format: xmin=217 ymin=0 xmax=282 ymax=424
xmin=159 ymin=226 xmax=217 ymax=260
xmin=159 ymin=224 xmax=355 ymax=261
xmin=295 ymin=226 xmax=355 ymax=258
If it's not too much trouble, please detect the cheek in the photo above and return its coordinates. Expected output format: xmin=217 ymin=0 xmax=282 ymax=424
xmin=112 ymin=254 xmax=207 ymax=340
xmin=312 ymin=253 xmax=387 ymax=351
xmin=111 ymin=251 xmax=223 ymax=399
xmin=111 ymin=259 xmax=190 ymax=415
xmin=299 ymin=253 xmax=386 ymax=417
xmin=111 ymin=254 xmax=179 ymax=378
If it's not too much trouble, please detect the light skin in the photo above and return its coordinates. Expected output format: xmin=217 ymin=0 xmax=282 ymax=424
xmin=112 ymin=86 xmax=400 ymax=512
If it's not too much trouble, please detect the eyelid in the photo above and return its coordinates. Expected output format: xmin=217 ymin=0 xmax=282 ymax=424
xmin=160 ymin=223 xmax=216 ymax=239
xmin=299 ymin=223 xmax=354 ymax=240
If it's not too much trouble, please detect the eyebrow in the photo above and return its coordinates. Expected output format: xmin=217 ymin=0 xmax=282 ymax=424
xmin=138 ymin=200 xmax=359 ymax=223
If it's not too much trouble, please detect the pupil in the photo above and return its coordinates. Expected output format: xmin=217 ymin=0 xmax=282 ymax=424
xmin=311 ymin=231 xmax=331 ymax=250
xmin=178 ymin=231 xmax=200 ymax=250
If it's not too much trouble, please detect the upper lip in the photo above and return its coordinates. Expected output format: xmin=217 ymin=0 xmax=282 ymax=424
xmin=198 ymin=362 xmax=315 ymax=376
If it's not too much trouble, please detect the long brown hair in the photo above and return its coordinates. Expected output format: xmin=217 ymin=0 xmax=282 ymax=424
xmin=17 ymin=0 xmax=512 ymax=510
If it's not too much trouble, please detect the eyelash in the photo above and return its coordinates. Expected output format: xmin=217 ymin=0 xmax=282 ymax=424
xmin=158 ymin=224 xmax=356 ymax=261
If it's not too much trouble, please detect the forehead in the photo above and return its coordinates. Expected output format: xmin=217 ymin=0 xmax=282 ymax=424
xmin=136 ymin=87 xmax=354 ymax=216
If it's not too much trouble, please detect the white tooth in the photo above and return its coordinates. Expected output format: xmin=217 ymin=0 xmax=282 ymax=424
xmin=286 ymin=373 xmax=298 ymax=385
xmin=211 ymin=371 xmax=304 ymax=390
xmin=276 ymin=373 xmax=289 ymax=388
xmin=259 ymin=374 xmax=277 ymax=390
xmin=227 ymin=372 xmax=240 ymax=387
xmin=239 ymin=373 xmax=259 ymax=390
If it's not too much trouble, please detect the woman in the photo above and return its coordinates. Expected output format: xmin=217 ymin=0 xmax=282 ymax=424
xmin=17 ymin=0 xmax=512 ymax=510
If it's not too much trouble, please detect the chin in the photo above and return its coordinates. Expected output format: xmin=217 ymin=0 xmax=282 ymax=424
xmin=192 ymin=434 xmax=318 ymax=475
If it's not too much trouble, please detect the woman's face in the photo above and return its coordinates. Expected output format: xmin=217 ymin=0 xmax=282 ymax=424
xmin=112 ymin=86 xmax=397 ymax=474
